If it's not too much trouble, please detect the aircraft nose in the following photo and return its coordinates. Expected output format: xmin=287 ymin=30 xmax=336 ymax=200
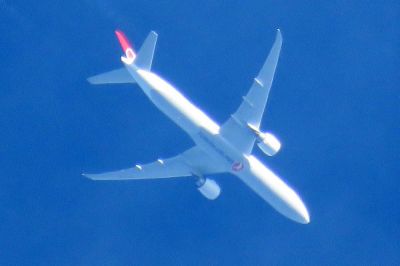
xmin=280 ymin=190 xmax=310 ymax=224
xmin=297 ymin=207 xmax=310 ymax=224
xmin=292 ymin=199 xmax=310 ymax=224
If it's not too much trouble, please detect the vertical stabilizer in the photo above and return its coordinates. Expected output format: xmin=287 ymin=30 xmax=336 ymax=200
xmin=134 ymin=31 xmax=158 ymax=70
xmin=115 ymin=30 xmax=157 ymax=70
xmin=115 ymin=30 xmax=136 ymax=65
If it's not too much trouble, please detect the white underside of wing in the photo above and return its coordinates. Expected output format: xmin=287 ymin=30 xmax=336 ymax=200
xmin=83 ymin=154 xmax=192 ymax=180
xmin=219 ymin=30 xmax=282 ymax=154
xmin=83 ymin=146 xmax=226 ymax=180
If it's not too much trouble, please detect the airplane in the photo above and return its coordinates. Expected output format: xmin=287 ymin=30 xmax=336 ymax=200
xmin=83 ymin=29 xmax=310 ymax=224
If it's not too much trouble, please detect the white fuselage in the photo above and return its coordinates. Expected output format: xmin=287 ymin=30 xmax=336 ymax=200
xmin=129 ymin=67 xmax=309 ymax=224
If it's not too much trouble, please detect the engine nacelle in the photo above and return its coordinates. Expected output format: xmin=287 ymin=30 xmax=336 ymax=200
xmin=197 ymin=178 xmax=221 ymax=200
xmin=257 ymin=132 xmax=281 ymax=156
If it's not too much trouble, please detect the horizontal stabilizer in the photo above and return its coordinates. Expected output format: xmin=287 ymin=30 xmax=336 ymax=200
xmin=87 ymin=68 xmax=135 ymax=85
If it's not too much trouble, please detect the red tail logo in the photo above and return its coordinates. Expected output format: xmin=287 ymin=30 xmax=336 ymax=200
xmin=115 ymin=30 xmax=136 ymax=64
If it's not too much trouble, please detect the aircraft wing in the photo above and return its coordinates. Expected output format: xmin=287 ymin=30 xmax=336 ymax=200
xmin=83 ymin=146 xmax=225 ymax=180
xmin=219 ymin=30 xmax=282 ymax=154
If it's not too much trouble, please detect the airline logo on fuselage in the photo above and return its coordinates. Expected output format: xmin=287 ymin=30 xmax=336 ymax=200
xmin=232 ymin=162 xmax=244 ymax=172
xmin=198 ymin=132 xmax=244 ymax=172
xmin=121 ymin=48 xmax=136 ymax=65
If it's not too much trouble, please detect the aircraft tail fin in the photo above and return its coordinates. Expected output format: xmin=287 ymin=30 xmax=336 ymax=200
xmin=87 ymin=31 xmax=158 ymax=85
xmin=134 ymin=31 xmax=158 ymax=70
xmin=116 ymin=30 xmax=157 ymax=70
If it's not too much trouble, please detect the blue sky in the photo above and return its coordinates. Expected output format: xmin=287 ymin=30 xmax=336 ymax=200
xmin=1 ymin=1 xmax=399 ymax=265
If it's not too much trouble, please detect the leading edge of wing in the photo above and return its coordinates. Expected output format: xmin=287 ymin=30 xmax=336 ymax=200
xmin=82 ymin=146 xmax=227 ymax=181
xmin=219 ymin=29 xmax=282 ymax=154
xmin=82 ymin=154 xmax=192 ymax=181
xmin=233 ymin=29 xmax=282 ymax=128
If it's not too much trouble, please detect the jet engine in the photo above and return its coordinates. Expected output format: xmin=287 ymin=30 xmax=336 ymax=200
xmin=257 ymin=132 xmax=281 ymax=156
xmin=196 ymin=178 xmax=221 ymax=200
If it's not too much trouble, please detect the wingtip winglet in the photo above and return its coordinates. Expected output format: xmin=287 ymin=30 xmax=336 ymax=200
xmin=150 ymin=30 xmax=158 ymax=37
xmin=86 ymin=76 xmax=95 ymax=84
xmin=276 ymin=29 xmax=282 ymax=41
xmin=82 ymin=173 xmax=93 ymax=180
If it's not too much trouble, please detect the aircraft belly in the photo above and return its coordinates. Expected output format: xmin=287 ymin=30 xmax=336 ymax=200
xmin=149 ymin=90 xmax=201 ymax=135
xmin=88 ymin=30 xmax=310 ymax=224
xmin=235 ymin=156 xmax=309 ymax=224
xmin=190 ymin=132 xmax=309 ymax=224
xmin=134 ymin=70 xmax=219 ymax=137
xmin=191 ymin=133 xmax=233 ymax=170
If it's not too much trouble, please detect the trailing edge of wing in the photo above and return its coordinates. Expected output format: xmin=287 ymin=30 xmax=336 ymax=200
xmin=235 ymin=29 xmax=282 ymax=128
xmin=83 ymin=145 xmax=227 ymax=180
xmin=83 ymin=154 xmax=192 ymax=180
xmin=220 ymin=30 xmax=282 ymax=153
xmin=256 ymin=29 xmax=282 ymax=92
